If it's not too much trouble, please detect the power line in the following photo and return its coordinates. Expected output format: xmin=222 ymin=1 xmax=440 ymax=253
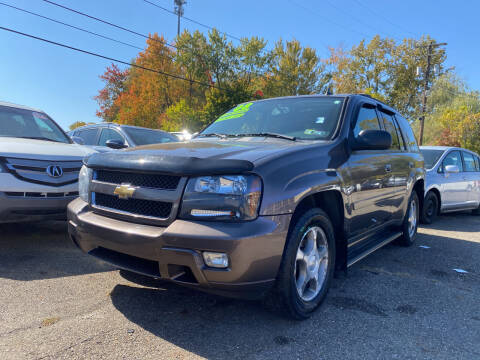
xmin=142 ymin=0 xmax=243 ymax=42
xmin=323 ymin=0 xmax=403 ymax=41
xmin=0 ymin=2 xmax=144 ymax=51
xmin=40 ymin=0 xmax=264 ymax=77
xmin=41 ymin=0 xmax=179 ymax=50
xmin=287 ymin=0 xmax=372 ymax=39
xmin=0 ymin=25 xmax=223 ymax=90
xmin=350 ymin=0 xmax=419 ymax=38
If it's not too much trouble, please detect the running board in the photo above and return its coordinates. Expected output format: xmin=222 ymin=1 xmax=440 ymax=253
xmin=347 ymin=231 xmax=402 ymax=267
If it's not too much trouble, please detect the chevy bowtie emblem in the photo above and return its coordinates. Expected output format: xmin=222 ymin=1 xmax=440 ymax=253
xmin=113 ymin=184 xmax=136 ymax=199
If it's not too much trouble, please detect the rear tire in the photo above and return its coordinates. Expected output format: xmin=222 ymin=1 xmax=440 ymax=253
xmin=421 ymin=191 xmax=438 ymax=224
xmin=272 ymin=208 xmax=335 ymax=320
xmin=399 ymin=191 xmax=419 ymax=247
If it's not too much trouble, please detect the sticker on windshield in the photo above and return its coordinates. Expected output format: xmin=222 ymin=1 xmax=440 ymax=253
xmin=304 ymin=129 xmax=328 ymax=136
xmin=215 ymin=102 xmax=253 ymax=122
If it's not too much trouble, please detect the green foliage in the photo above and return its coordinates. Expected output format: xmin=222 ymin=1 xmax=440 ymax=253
xmin=68 ymin=121 xmax=93 ymax=130
xmin=94 ymin=30 xmax=478 ymax=152
xmin=328 ymin=35 xmax=447 ymax=119
xmin=419 ymin=73 xmax=480 ymax=152
xmin=263 ymin=39 xmax=326 ymax=97
xmin=203 ymin=79 xmax=257 ymax=124
xmin=164 ymin=99 xmax=202 ymax=132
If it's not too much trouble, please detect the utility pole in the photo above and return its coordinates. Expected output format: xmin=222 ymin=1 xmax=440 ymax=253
xmin=174 ymin=0 xmax=186 ymax=36
xmin=417 ymin=41 xmax=447 ymax=145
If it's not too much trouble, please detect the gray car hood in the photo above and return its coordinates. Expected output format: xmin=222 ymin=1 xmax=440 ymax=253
xmin=85 ymin=138 xmax=314 ymax=175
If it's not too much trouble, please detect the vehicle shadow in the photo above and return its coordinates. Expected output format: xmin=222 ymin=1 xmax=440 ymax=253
xmin=0 ymin=221 xmax=113 ymax=281
xmin=109 ymin=277 xmax=298 ymax=359
xmin=110 ymin=222 xmax=480 ymax=359
xmin=423 ymin=211 xmax=480 ymax=232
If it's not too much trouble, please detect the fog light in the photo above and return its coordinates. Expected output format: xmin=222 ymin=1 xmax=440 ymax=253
xmin=203 ymin=252 xmax=229 ymax=268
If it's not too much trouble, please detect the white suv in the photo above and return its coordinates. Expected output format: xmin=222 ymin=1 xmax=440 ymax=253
xmin=0 ymin=101 xmax=95 ymax=223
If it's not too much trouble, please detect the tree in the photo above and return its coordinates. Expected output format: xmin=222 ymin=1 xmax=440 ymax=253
xmin=263 ymin=39 xmax=326 ymax=97
xmin=419 ymin=73 xmax=480 ymax=152
xmin=94 ymin=64 xmax=128 ymax=122
xmin=69 ymin=121 xmax=88 ymax=130
xmin=327 ymin=35 xmax=447 ymax=119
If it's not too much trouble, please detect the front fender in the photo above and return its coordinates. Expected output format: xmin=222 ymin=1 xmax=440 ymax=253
xmin=260 ymin=168 xmax=345 ymax=216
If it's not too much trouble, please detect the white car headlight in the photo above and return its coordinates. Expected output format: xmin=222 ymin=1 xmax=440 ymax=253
xmin=78 ymin=165 xmax=92 ymax=202
xmin=180 ymin=175 xmax=262 ymax=221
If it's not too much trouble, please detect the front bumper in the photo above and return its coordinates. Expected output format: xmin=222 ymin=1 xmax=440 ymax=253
xmin=68 ymin=198 xmax=291 ymax=299
xmin=0 ymin=173 xmax=79 ymax=223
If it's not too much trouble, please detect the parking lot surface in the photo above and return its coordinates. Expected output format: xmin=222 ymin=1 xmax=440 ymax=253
xmin=0 ymin=213 xmax=479 ymax=360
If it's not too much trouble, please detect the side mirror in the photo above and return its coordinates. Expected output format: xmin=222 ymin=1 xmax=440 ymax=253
xmin=71 ymin=136 xmax=85 ymax=145
xmin=444 ymin=164 xmax=460 ymax=174
xmin=351 ymin=130 xmax=392 ymax=151
xmin=105 ymin=139 xmax=128 ymax=149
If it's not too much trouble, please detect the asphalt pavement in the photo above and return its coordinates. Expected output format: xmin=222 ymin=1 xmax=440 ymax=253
xmin=0 ymin=213 xmax=479 ymax=359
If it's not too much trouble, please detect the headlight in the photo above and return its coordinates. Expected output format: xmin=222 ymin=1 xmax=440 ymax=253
xmin=180 ymin=175 xmax=262 ymax=221
xmin=78 ymin=165 xmax=92 ymax=202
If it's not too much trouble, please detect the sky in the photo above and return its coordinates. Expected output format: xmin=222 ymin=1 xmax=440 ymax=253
xmin=1 ymin=0 xmax=478 ymax=130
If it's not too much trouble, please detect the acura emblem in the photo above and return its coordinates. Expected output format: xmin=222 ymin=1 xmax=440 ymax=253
xmin=113 ymin=184 xmax=136 ymax=199
xmin=46 ymin=165 xmax=63 ymax=178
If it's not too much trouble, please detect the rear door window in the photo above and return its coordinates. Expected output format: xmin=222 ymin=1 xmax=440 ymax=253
xmin=395 ymin=115 xmax=419 ymax=152
xmin=380 ymin=111 xmax=401 ymax=150
xmin=353 ymin=106 xmax=381 ymax=138
xmin=76 ymin=128 xmax=99 ymax=145
xmin=462 ymin=151 xmax=476 ymax=172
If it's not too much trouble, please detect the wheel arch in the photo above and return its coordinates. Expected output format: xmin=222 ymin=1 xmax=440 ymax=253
xmin=413 ymin=179 xmax=425 ymax=213
xmin=287 ymin=190 xmax=346 ymax=272
xmin=426 ymin=187 xmax=442 ymax=213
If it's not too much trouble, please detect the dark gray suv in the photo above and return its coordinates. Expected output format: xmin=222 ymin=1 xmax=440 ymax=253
xmin=68 ymin=94 xmax=424 ymax=319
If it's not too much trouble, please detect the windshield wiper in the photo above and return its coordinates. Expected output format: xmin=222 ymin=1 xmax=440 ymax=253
xmin=20 ymin=136 xmax=62 ymax=143
xmin=197 ymin=133 xmax=228 ymax=139
xmin=230 ymin=132 xmax=296 ymax=141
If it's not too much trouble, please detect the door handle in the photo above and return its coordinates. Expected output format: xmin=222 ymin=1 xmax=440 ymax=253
xmin=385 ymin=164 xmax=392 ymax=173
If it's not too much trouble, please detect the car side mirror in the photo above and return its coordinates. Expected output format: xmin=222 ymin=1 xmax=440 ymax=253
xmin=71 ymin=136 xmax=85 ymax=145
xmin=351 ymin=130 xmax=392 ymax=151
xmin=105 ymin=139 xmax=128 ymax=149
xmin=444 ymin=165 xmax=460 ymax=174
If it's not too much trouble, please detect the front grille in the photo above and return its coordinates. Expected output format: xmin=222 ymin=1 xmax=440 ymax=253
xmin=95 ymin=170 xmax=180 ymax=190
xmin=93 ymin=192 xmax=172 ymax=219
xmin=5 ymin=191 xmax=79 ymax=198
xmin=4 ymin=158 xmax=82 ymax=186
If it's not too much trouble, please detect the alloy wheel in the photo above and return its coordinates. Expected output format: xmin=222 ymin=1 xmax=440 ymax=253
xmin=294 ymin=226 xmax=329 ymax=302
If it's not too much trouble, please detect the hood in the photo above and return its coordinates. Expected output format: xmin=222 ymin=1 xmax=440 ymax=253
xmin=85 ymin=138 xmax=313 ymax=175
xmin=0 ymin=137 xmax=96 ymax=160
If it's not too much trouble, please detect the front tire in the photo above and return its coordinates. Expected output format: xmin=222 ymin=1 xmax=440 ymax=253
xmin=399 ymin=191 xmax=419 ymax=246
xmin=273 ymin=208 xmax=335 ymax=320
xmin=421 ymin=191 xmax=438 ymax=224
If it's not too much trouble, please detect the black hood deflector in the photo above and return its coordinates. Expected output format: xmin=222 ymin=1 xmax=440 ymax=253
xmin=85 ymin=152 xmax=254 ymax=176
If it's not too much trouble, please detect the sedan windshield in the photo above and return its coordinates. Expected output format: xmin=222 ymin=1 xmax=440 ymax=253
xmin=0 ymin=105 xmax=70 ymax=143
xmin=420 ymin=149 xmax=445 ymax=169
xmin=200 ymin=97 xmax=345 ymax=140
xmin=123 ymin=127 xmax=178 ymax=146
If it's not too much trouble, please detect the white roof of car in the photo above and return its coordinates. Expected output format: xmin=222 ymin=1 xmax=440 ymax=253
xmin=0 ymin=101 xmax=43 ymax=112
xmin=420 ymin=146 xmax=453 ymax=151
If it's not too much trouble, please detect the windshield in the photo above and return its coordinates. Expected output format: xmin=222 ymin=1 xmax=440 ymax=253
xmin=0 ymin=105 xmax=70 ymax=143
xmin=123 ymin=127 xmax=179 ymax=146
xmin=420 ymin=149 xmax=445 ymax=169
xmin=201 ymin=97 xmax=345 ymax=140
